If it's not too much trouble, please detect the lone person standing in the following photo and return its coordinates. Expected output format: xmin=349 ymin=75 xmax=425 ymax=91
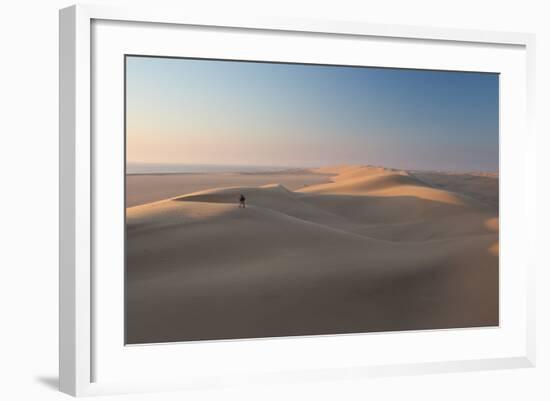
xmin=239 ymin=193 xmax=246 ymax=208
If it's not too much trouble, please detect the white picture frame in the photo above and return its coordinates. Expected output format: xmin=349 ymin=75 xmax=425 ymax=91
xmin=59 ymin=4 xmax=536 ymax=397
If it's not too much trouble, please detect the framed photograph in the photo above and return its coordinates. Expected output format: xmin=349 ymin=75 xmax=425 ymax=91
xmin=59 ymin=4 xmax=536 ymax=396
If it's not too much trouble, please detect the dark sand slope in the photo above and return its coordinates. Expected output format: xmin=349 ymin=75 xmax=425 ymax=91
xmin=126 ymin=166 xmax=498 ymax=344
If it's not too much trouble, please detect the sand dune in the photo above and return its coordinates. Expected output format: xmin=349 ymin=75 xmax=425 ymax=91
xmin=126 ymin=165 xmax=499 ymax=344
xmin=126 ymin=170 xmax=331 ymax=207
xmin=411 ymin=170 xmax=499 ymax=209
xmin=299 ymin=168 xmax=476 ymax=205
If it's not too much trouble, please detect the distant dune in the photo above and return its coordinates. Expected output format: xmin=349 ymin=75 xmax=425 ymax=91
xmin=126 ymin=165 xmax=499 ymax=344
xmin=126 ymin=170 xmax=331 ymax=207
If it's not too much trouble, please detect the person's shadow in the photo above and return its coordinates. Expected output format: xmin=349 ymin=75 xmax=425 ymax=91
xmin=35 ymin=376 xmax=58 ymax=391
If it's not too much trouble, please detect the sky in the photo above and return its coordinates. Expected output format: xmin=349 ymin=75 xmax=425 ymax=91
xmin=126 ymin=56 xmax=499 ymax=172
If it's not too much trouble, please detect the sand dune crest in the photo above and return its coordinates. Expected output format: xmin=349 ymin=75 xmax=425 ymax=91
xmin=126 ymin=164 xmax=499 ymax=343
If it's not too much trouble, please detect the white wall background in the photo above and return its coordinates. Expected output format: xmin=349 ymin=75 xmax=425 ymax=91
xmin=0 ymin=0 xmax=547 ymax=399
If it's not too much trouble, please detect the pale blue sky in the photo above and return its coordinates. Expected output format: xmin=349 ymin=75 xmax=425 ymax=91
xmin=126 ymin=56 xmax=499 ymax=171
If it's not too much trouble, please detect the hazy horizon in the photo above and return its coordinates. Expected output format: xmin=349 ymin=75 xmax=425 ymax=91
xmin=127 ymin=161 xmax=499 ymax=175
xmin=126 ymin=56 xmax=499 ymax=172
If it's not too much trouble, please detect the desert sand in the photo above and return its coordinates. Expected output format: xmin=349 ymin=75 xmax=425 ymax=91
xmin=126 ymin=170 xmax=332 ymax=207
xmin=126 ymin=165 xmax=499 ymax=344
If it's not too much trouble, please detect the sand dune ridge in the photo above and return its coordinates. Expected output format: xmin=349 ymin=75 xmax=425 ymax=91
xmin=126 ymin=165 xmax=499 ymax=343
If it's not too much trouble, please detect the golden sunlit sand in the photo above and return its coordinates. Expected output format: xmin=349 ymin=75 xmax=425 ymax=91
xmin=126 ymin=165 xmax=498 ymax=344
